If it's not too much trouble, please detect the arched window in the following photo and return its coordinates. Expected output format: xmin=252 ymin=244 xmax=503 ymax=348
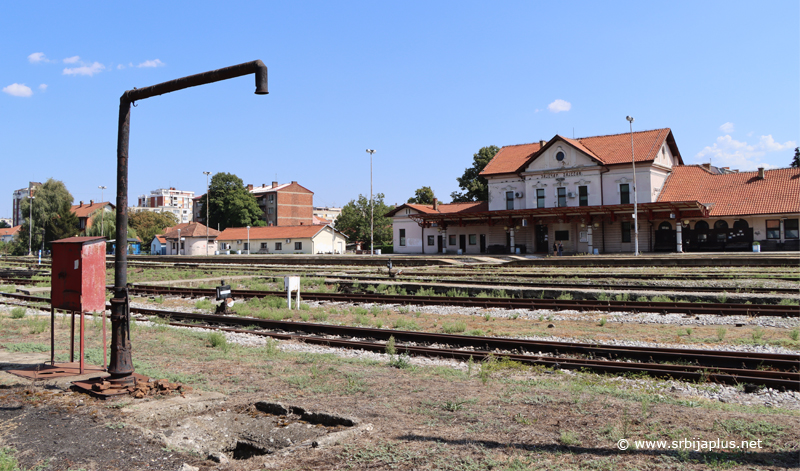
xmin=695 ymin=221 xmax=709 ymax=231
xmin=658 ymin=221 xmax=672 ymax=230
xmin=714 ymin=220 xmax=729 ymax=230
xmin=556 ymin=151 xmax=565 ymax=161
xmin=733 ymin=219 xmax=749 ymax=229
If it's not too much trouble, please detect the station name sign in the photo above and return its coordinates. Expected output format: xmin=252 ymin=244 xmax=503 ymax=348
xmin=541 ymin=171 xmax=582 ymax=179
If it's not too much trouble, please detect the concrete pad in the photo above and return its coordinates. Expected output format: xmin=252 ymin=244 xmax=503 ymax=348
xmin=0 ymin=350 xmax=108 ymax=389
xmin=120 ymin=391 xmax=227 ymax=422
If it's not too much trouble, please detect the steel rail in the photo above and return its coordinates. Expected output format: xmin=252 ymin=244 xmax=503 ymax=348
xmin=2 ymin=291 xmax=796 ymax=389
xmin=126 ymin=285 xmax=799 ymax=317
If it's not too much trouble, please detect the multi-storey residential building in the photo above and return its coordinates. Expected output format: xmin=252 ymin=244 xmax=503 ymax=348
xmin=313 ymin=206 xmax=342 ymax=224
xmin=388 ymin=128 xmax=800 ymax=254
xmin=137 ymin=187 xmax=195 ymax=223
xmin=248 ymin=181 xmax=313 ymax=226
xmin=12 ymin=182 xmax=42 ymax=226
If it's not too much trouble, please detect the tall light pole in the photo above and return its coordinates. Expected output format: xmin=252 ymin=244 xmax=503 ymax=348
xmin=28 ymin=195 xmax=35 ymax=256
xmin=177 ymin=228 xmax=181 ymax=256
xmin=366 ymin=149 xmax=376 ymax=256
xmin=626 ymin=116 xmax=639 ymax=256
xmin=98 ymin=185 xmax=107 ymax=238
xmin=246 ymin=225 xmax=250 ymax=255
xmin=203 ymin=172 xmax=211 ymax=256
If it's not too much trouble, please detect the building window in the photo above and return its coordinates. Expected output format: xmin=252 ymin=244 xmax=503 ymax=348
xmin=448 ymin=235 xmax=456 ymax=245
xmin=275 ymin=242 xmax=282 ymax=250
xmin=659 ymin=221 xmax=672 ymax=230
xmin=555 ymin=230 xmax=569 ymax=241
xmin=578 ymin=186 xmax=588 ymax=207
xmin=268 ymin=207 xmax=274 ymax=214
xmin=621 ymin=222 xmax=631 ymax=243
xmin=469 ymin=234 xmax=476 ymax=245
xmin=269 ymin=194 xmax=274 ymax=202
xmin=579 ymin=231 xmax=587 ymax=242
xmin=243 ymin=242 xmax=249 ymax=250
xmin=784 ymin=219 xmax=799 ymax=239
xmin=733 ymin=219 xmax=749 ymax=229
xmin=506 ymin=191 xmax=514 ymax=210
xmin=536 ymin=189 xmax=545 ymax=208
xmin=620 ymin=184 xmax=630 ymax=205
xmin=766 ymin=220 xmax=780 ymax=239
xmin=295 ymin=242 xmax=302 ymax=250
xmin=261 ymin=242 xmax=268 ymax=249
xmin=714 ymin=220 xmax=729 ymax=230
xmin=557 ymin=187 xmax=567 ymax=207
xmin=556 ymin=151 xmax=565 ymax=161
xmin=427 ymin=235 xmax=434 ymax=246
xmin=399 ymin=229 xmax=406 ymax=246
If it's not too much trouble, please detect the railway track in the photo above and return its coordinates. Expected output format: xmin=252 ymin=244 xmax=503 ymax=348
xmin=127 ymin=285 xmax=800 ymax=317
xmin=1 ymin=290 xmax=797 ymax=390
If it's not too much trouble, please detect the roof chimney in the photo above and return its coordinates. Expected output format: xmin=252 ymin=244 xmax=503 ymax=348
xmin=539 ymin=140 xmax=547 ymax=147
xmin=262 ymin=184 xmax=266 ymax=188
xmin=291 ymin=180 xmax=297 ymax=184
xmin=247 ymin=184 xmax=254 ymax=191
xmin=79 ymin=201 xmax=84 ymax=207
xmin=433 ymin=198 xmax=438 ymax=211
xmin=757 ymin=167 xmax=765 ymax=179
xmin=272 ymin=181 xmax=278 ymax=187
xmin=90 ymin=200 xmax=94 ymax=205
xmin=702 ymin=163 xmax=711 ymax=170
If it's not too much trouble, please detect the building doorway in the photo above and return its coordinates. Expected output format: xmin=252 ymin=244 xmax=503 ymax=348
xmin=535 ymin=225 xmax=548 ymax=253
xmin=479 ymin=234 xmax=486 ymax=253
xmin=437 ymin=235 xmax=443 ymax=253
xmin=459 ymin=234 xmax=466 ymax=253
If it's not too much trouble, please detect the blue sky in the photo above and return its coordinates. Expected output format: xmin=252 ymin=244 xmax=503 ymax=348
xmin=1 ymin=1 xmax=797 ymax=218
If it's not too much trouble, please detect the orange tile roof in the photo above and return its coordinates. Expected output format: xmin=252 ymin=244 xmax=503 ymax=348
xmin=0 ymin=225 xmax=21 ymax=237
xmin=386 ymin=201 xmax=488 ymax=217
xmin=217 ymin=225 xmax=333 ymax=241
xmin=312 ymin=215 xmax=331 ymax=225
xmin=658 ymin=166 xmax=800 ymax=216
xmin=70 ymin=202 xmax=114 ymax=219
xmin=481 ymin=128 xmax=679 ymax=176
xmin=163 ymin=222 xmax=220 ymax=239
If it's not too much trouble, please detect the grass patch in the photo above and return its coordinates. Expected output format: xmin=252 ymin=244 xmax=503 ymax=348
xmin=10 ymin=307 xmax=25 ymax=319
xmin=206 ymin=332 xmax=230 ymax=352
xmin=195 ymin=299 xmax=213 ymax=310
xmin=441 ymin=321 xmax=467 ymax=334
xmin=393 ymin=318 xmax=419 ymax=330
xmin=2 ymin=342 xmax=49 ymax=353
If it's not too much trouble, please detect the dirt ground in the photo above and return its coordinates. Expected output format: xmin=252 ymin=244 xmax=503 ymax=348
xmin=0 ymin=302 xmax=798 ymax=470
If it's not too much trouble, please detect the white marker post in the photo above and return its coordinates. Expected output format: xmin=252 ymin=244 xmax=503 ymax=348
xmin=285 ymin=276 xmax=301 ymax=310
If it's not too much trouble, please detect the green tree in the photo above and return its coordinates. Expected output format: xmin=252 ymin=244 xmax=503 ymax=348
xmin=14 ymin=178 xmax=79 ymax=254
xmin=336 ymin=193 xmax=394 ymax=246
xmin=197 ymin=173 xmax=265 ymax=231
xmin=450 ymin=145 xmax=499 ymax=202
xmin=407 ymin=186 xmax=435 ymax=204
xmin=0 ymin=220 xmax=9 ymax=229
xmin=86 ymin=211 xmax=117 ymax=239
xmin=792 ymin=147 xmax=799 ymax=168
xmin=127 ymin=211 xmax=177 ymax=248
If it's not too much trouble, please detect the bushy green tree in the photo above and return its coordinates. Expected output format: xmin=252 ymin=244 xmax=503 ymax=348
xmin=450 ymin=146 xmax=499 ymax=202
xmin=197 ymin=173 xmax=265 ymax=231
xmin=792 ymin=147 xmax=799 ymax=168
xmin=0 ymin=220 xmax=9 ymax=229
xmin=126 ymin=211 xmax=176 ymax=247
xmin=14 ymin=178 xmax=79 ymax=254
xmin=336 ymin=193 xmax=394 ymax=246
xmin=407 ymin=186 xmax=435 ymax=204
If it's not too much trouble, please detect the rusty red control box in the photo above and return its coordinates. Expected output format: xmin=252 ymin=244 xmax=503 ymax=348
xmin=51 ymin=237 xmax=107 ymax=312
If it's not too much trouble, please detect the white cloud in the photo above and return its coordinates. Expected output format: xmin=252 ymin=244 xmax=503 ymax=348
xmin=3 ymin=83 xmax=33 ymax=97
xmin=695 ymin=134 xmax=797 ymax=170
xmin=28 ymin=52 xmax=49 ymax=63
xmin=117 ymin=64 xmax=125 ymax=70
xmin=719 ymin=122 xmax=734 ymax=133
xmin=137 ymin=59 xmax=165 ymax=68
xmin=63 ymin=56 xmax=81 ymax=64
xmin=63 ymin=62 xmax=105 ymax=76
xmin=548 ymin=99 xmax=571 ymax=113
xmin=38 ymin=84 xmax=47 ymax=91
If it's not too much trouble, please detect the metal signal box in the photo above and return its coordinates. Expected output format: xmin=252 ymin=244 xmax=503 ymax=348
xmin=51 ymin=237 xmax=107 ymax=312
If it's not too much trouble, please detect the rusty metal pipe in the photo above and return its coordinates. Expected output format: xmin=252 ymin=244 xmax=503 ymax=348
xmin=109 ymin=60 xmax=269 ymax=383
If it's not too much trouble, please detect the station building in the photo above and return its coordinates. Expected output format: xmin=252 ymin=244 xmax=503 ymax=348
xmin=388 ymin=128 xmax=800 ymax=254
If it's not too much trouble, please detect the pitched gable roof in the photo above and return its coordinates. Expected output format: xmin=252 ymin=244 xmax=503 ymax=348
xmin=163 ymin=222 xmax=220 ymax=239
xmin=217 ymin=224 xmax=342 ymax=241
xmin=481 ymin=128 xmax=680 ymax=176
xmin=658 ymin=166 xmax=800 ymax=216
xmin=70 ymin=202 xmax=115 ymax=219
xmin=0 ymin=226 xmax=21 ymax=237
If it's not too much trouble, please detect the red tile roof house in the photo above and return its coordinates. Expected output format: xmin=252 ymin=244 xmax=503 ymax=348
xmin=217 ymin=225 xmax=347 ymax=255
xmin=387 ymin=128 xmax=800 ymax=255
xmin=70 ymin=201 xmax=115 ymax=234
xmin=162 ymin=222 xmax=220 ymax=256
xmin=0 ymin=225 xmax=21 ymax=243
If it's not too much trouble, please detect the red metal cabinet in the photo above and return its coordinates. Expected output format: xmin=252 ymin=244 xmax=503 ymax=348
xmin=51 ymin=237 xmax=107 ymax=312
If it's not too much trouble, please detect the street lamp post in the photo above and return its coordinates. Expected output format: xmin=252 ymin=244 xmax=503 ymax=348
xmin=98 ymin=186 xmax=107 ymax=238
xmin=203 ymin=172 xmax=211 ymax=256
xmin=28 ymin=195 xmax=35 ymax=256
xmin=246 ymin=225 xmax=250 ymax=255
xmin=626 ymin=116 xmax=639 ymax=256
xmin=366 ymin=149 xmax=376 ymax=255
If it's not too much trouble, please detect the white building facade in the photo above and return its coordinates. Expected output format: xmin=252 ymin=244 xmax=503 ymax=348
xmin=137 ymin=187 xmax=195 ymax=223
